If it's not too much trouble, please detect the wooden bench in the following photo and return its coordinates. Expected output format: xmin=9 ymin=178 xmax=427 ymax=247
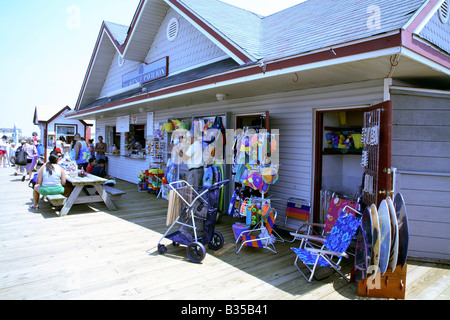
xmin=102 ymin=186 xmax=126 ymax=201
xmin=46 ymin=194 xmax=67 ymax=207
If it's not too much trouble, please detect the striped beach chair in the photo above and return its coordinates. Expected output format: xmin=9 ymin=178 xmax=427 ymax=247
xmin=235 ymin=209 xmax=277 ymax=254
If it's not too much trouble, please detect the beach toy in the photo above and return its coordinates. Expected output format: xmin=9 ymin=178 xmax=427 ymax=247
xmin=248 ymin=172 xmax=264 ymax=190
xmin=259 ymin=182 xmax=269 ymax=193
xmin=239 ymin=170 xmax=249 ymax=186
xmin=261 ymin=167 xmax=279 ymax=184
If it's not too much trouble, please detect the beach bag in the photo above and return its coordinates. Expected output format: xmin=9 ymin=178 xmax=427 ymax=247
xmin=36 ymin=144 xmax=45 ymax=156
xmin=15 ymin=146 xmax=28 ymax=166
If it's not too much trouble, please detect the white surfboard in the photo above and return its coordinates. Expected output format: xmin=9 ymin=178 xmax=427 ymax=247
xmin=378 ymin=200 xmax=391 ymax=276
xmin=386 ymin=196 xmax=399 ymax=273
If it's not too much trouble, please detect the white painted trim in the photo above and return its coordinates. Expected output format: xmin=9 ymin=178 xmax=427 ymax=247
xmin=401 ymin=47 xmax=450 ymax=75
xmin=314 ymin=104 xmax=371 ymax=112
xmin=413 ymin=0 xmax=445 ymax=34
xmin=390 ymin=85 xmax=450 ymax=95
xmin=71 ymin=48 xmax=401 ymax=118
xmin=121 ymin=0 xmax=147 ymax=60
xmin=384 ymin=78 xmax=393 ymax=101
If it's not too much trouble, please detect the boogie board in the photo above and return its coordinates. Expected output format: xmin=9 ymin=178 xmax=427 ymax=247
xmin=386 ymin=196 xmax=399 ymax=272
xmin=216 ymin=163 xmax=225 ymax=213
xmin=394 ymin=193 xmax=409 ymax=269
xmin=378 ymin=200 xmax=391 ymax=276
xmin=370 ymin=204 xmax=380 ymax=274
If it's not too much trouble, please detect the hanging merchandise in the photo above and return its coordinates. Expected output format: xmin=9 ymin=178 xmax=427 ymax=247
xmin=261 ymin=166 xmax=279 ymax=184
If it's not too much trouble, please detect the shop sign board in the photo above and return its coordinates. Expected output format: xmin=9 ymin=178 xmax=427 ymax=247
xmin=122 ymin=57 xmax=168 ymax=88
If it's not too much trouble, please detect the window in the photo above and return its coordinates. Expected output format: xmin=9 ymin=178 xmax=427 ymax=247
xmin=439 ymin=0 xmax=449 ymax=24
xmin=56 ymin=125 xmax=76 ymax=136
xmin=55 ymin=125 xmax=77 ymax=145
xmin=125 ymin=124 xmax=146 ymax=157
xmin=105 ymin=126 xmax=121 ymax=154
xmin=167 ymin=17 xmax=179 ymax=41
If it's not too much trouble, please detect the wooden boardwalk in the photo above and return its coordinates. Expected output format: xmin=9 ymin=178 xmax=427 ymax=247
xmin=0 ymin=167 xmax=448 ymax=300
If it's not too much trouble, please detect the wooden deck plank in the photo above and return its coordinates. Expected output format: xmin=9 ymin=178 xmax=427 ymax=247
xmin=0 ymin=168 xmax=449 ymax=300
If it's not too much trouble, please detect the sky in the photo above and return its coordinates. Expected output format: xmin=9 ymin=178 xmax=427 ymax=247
xmin=0 ymin=0 xmax=304 ymax=137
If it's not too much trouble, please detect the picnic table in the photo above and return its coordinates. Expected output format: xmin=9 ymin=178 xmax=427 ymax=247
xmin=56 ymin=172 xmax=118 ymax=217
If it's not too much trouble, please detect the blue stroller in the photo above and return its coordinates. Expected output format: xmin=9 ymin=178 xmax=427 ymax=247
xmin=157 ymin=179 xmax=229 ymax=263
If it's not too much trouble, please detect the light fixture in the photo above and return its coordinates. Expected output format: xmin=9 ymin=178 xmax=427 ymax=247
xmin=216 ymin=93 xmax=226 ymax=102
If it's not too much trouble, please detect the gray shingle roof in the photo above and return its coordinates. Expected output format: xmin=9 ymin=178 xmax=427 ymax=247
xmin=104 ymin=21 xmax=129 ymax=46
xmin=182 ymin=0 xmax=427 ymax=61
xmin=180 ymin=0 xmax=264 ymax=59
xmin=261 ymin=0 xmax=427 ymax=60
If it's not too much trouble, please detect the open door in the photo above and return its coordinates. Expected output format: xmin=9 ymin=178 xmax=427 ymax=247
xmin=313 ymin=101 xmax=393 ymax=223
xmin=362 ymin=101 xmax=393 ymax=207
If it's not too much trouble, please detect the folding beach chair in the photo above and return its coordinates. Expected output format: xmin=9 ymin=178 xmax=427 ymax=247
xmin=290 ymin=209 xmax=361 ymax=282
xmin=235 ymin=209 xmax=277 ymax=254
xmin=290 ymin=195 xmax=360 ymax=248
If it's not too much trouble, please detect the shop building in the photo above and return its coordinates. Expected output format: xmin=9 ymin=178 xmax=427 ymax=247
xmin=34 ymin=105 xmax=93 ymax=160
xmin=67 ymin=0 xmax=450 ymax=261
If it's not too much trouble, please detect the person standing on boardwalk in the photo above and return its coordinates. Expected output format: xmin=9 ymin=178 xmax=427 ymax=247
xmin=94 ymin=136 xmax=107 ymax=161
xmin=74 ymin=133 xmax=90 ymax=171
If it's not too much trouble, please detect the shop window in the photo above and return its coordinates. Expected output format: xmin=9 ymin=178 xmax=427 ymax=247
xmin=56 ymin=125 xmax=76 ymax=145
xmin=125 ymin=124 xmax=146 ymax=157
xmin=105 ymin=126 xmax=121 ymax=154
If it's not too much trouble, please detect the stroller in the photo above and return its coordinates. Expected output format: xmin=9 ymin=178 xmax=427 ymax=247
xmin=157 ymin=179 xmax=229 ymax=263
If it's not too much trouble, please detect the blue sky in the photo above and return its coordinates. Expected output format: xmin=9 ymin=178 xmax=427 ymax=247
xmin=0 ymin=0 xmax=303 ymax=137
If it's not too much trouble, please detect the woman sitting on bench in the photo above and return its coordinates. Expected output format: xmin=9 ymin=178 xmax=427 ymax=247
xmin=29 ymin=154 xmax=66 ymax=210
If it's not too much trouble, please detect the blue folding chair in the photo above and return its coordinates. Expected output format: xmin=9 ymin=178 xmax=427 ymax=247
xmin=290 ymin=209 xmax=361 ymax=282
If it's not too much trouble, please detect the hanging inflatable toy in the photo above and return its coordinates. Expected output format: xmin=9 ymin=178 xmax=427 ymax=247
xmin=248 ymin=172 xmax=264 ymax=190
xmin=261 ymin=167 xmax=279 ymax=184
xmin=259 ymin=182 xmax=269 ymax=193
xmin=239 ymin=170 xmax=249 ymax=186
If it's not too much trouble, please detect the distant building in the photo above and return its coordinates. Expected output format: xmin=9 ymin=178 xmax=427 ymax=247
xmin=0 ymin=127 xmax=22 ymax=143
xmin=33 ymin=105 xmax=93 ymax=161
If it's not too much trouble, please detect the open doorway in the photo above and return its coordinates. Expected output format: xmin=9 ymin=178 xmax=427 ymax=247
xmin=313 ymin=102 xmax=393 ymax=222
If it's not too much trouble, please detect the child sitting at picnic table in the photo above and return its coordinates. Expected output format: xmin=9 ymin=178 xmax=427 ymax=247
xmin=91 ymin=158 xmax=115 ymax=187
xmin=86 ymin=157 xmax=97 ymax=173
xmin=29 ymin=153 xmax=66 ymax=210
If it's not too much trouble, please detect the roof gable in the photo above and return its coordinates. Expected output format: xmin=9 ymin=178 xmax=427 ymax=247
xmin=74 ymin=0 xmax=448 ymax=113
xmin=417 ymin=1 xmax=450 ymax=54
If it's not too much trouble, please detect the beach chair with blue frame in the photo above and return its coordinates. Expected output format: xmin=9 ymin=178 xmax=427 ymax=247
xmin=290 ymin=208 xmax=361 ymax=282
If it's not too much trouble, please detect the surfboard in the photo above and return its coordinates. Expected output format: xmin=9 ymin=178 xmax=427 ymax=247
xmin=370 ymin=204 xmax=380 ymax=274
xmin=394 ymin=193 xmax=409 ymax=269
xmin=386 ymin=196 xmax=399 ymax=273
xmin=361 ymin=206 xmax=373 ymax=272
xmin=378 ymin=200 xmax=391 ymax=276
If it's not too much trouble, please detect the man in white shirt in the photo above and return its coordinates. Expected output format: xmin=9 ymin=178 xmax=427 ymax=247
xmin=178 ymin=131 xmax=203 ymax=188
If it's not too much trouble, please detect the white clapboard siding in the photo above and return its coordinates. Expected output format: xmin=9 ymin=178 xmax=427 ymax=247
xmin=148 ymin=79 xmax=385 ymax=217
xmin=392 ymin=93 xmax=450 ymax=261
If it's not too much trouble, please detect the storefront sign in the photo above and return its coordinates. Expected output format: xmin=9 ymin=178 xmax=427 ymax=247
xmin=122 ymin=57 xmax=168 ymax=88
xmin=116 ymin=115 xmax=130 ymax=133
